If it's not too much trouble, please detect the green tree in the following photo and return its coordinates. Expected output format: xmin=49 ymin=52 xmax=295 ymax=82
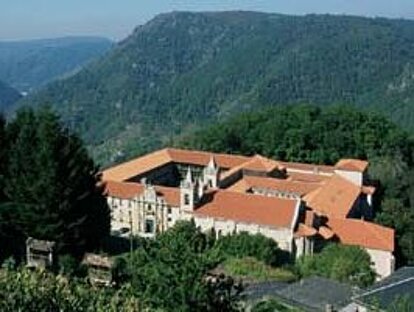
xmin=125 ymin=221 xmax=243 ymax=311
xmin=0 ymin=268 xmax=141 ymax=311
xmin=296 ymin=244 xmax=376 ymax=287
xmin=1 ymin=107 xmax=110 ymax=259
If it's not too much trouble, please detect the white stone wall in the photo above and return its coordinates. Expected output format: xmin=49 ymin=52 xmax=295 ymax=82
xmin=366 ymin=248 xmax=395 ymax=280
xmin=193 ymin=216 xmax=294 ymax=252
xmin=108 ymin=196 xmax=133 ymax=232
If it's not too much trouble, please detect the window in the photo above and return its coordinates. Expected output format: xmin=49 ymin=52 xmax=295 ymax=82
xmin=167 ymin=207 xmax=172 ymax=214
xmin=184 ymin=194 xmax=190 ymax=205
xmin=145 ymin=219 xmax=155 ymax=233
xmin=147 ymin=205 xmax=152 ymax=211
xmin=167 ymin=217 xmax=172 ymax=222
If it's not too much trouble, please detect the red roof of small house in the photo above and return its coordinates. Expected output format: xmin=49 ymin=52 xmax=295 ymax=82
xmin=194 ymin=190 xmax=299 ymax=229
xmin=335 ymin=159 xmax=369 ymax=172
xmin=303 ymin=175 xmax=361 ymax=218
xmin=318 ymin=226 xmax=335 ymax=240
xmin=294 ymin=223 xmax=318 ymax=238
xmin=327 ymin=218 xmax=394 ymax=252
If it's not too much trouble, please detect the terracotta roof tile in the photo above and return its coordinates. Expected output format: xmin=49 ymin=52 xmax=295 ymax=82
xmin=327 ymin=218 xmax=394 ymax=252
xmin=319 ymin=226 xmax=335 ymax=239
xmin=105 ymin=181 xmax=143 ymax=199
xmin=166 ymin=148 xmax=249 ymax=168
xmin=103 ymin=149 xmax=172 ymax=181
xmin=280 ymin=161 xmax=335 ymax=174
xmin=303 ymin=175 xmax=361 ymax=218
xmin=243 ymin=176 xmax=322 ymax=196
xmin=287 ymin=172 xmax=330 ymax=184
xmin=105 ymin=180 xmax=180 ymax=206
xmin=362 ymin=185 xmax=376 ymax=195
xmin=194 ymin=190 xmax=299 ymax=229
xmin=335 ymin=159 xmax=369 ymax=172
xmin=294 ymin=223 xmax=318 ymax=238
xmin=103 ymin=148 xmax=249 ymax=182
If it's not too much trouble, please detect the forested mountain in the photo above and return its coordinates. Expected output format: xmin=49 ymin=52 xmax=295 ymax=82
xmin=0 ymin=36 xmax=112 ymax=92
xmin=0 ymin=80 xmax=21 ymax=111
xmin=15 ymin=11 xmax=414 ymax=163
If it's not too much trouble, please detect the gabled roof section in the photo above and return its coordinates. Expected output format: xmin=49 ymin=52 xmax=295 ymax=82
xmin=244 ymin=176 xmax=322 ymax=196
xmin=335 ymin=159 xmax=369 ymax=172
xmin=194 ymin=190 xmax=299 ymax=229
xmin=294 ymin=223 xmax=318 ymax=238
xmin=354 ymin=267 xmax=414 ymax=309
xmin=327 ymin=218 xmax=395 ymax=252
xmin=105 ymin=181 xmax=144 ymax=199
xmin=242 ymin=155 xmax=285 ymax=172
xmin=280 ymin=161 xmax=335 ymax=174
xmin=303 ymin=175 xmax=361 ymax=218
xmin=103 ymin=149 xmax=172 ymax=181
xmin=166 ymin=148 xmax=249 ymax=168
xmin=105 ymin=180 xmax=180 ymax=206
xmin=103 ymin=148 xmax=250 ymax=182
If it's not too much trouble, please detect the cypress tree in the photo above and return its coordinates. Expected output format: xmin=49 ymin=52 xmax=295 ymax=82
xmin=3 ymin=107 xmax=110 ymax=258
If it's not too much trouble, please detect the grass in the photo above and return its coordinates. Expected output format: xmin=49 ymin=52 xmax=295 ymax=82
xmin=221 ymin=257 xmax=296 ymax=282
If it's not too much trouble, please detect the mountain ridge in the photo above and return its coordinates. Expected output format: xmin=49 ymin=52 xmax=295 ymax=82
xmin=0 ymin=36 xmax=113 ymax=92
xmin=14 ymin=11 xmax=414 ymax=164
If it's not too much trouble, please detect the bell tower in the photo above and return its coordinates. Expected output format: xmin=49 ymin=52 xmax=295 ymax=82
xmin=203 ymin=156 xmax=219 ymax=189
xmin=180 ymin=167 xmax=196 ymax=212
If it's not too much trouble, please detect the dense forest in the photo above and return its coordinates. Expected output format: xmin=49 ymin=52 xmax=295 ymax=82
xmin=0 ymin=80 xmax=21 ymax=111
xmin=182 ymin=105 xmax=414 ymax=266
xmin=14 ymin=11 xmax=414 ymax=164
xmin=0 ymin=36 xmax=112 ymax=92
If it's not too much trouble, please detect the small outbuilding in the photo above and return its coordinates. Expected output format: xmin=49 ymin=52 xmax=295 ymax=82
xmin=26 ymin=237 xmax=56 ymax=269
xmin=82 ymin=253 xmax=114 ymax=286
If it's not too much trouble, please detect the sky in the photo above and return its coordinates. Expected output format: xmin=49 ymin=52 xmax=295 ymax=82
xmin=1 ymin=0 xmax=414 ymax=41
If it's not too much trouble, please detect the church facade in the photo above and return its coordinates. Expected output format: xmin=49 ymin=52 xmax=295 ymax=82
xmin=103 ymin=148 xmax=395 ymax=279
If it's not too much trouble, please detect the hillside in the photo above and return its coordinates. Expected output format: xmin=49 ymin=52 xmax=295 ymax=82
xmin=16 ymin=11 xmax=414 ymax=163
xmin=0 ymin=36 xmax=112 ymax=92
xmin=0 ymin=80 xmax=21 ymax=111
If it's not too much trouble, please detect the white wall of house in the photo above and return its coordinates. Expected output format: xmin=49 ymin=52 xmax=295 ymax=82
xmin=366 ymin=248 xmax=395 ymax=280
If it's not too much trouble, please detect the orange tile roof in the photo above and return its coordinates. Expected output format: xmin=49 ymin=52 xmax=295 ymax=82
xmin=303 ymin=175 xmax=361 ymax=218
xmin=318 ymin=226 xmax=335 ymax=240
xmin=105 ymin=180 xmax=180 ymax=206
xmin=280 ymin=161 xmax=335 ymax=174
xmin=103 ymin=149 xmax=172 ymax=181
xmin=167 ymin=148 xmax=249 ymax=169
xmin=155 ymin=185 xmax=181 ymax=207
xmin=194 ymin=190 xmax=299 ymax=229
xmin=335 ymin=159 xmax=369 ymax=172
xmin=103 ymin=148 xmax=250 ymax=182
xmin=105 ymin=181 xmax=144 ymax=199
xmin=241 ymin=155 xmax=284 ymax=172
xmin=327 ymin=218 xmax=394 ymax=252
xmin=294 ymin=223 xmax=318 ymax=238
xmin=243 ymin=176 xmax=322 ymax=196
xmin=362 ymin=185 xmax=376 ymax=195
xmin=287 ymin=172 xmax=330 ymax=184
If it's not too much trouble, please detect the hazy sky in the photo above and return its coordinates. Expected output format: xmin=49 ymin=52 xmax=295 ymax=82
xmin=1 ymin=0 xmax=414 ymax=41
